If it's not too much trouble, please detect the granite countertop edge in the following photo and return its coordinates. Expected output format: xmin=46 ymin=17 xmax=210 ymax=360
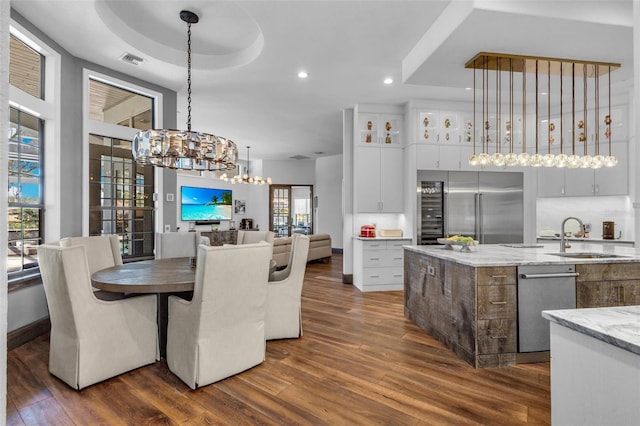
xmin=404 ymin=244 xmax=640 ymax=267
xmin=354 ymin=236 xmax=412 ymax=241
xmin=542 ymin=307 xmax=640 ymax=357
xmin=537 ymin=236 xmax=634 ymax=244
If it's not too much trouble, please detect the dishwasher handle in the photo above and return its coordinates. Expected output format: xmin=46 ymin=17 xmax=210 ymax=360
xmin=519 ymin=272 xmax=579 ymax=279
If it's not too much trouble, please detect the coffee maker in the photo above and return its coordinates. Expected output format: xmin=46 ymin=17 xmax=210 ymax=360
xmin=602 ymin=221 xmax=615 ymax=240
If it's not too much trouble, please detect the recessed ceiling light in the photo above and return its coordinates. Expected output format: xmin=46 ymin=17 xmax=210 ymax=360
xmin=465 ymin=87 xmax=472 ymax=91
xmin=383 ymin=77 xmax=393 ymax=85
xmin=298 ymin=71 xmax=308 ymax=79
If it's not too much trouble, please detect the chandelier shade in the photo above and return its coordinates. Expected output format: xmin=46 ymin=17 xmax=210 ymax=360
xmin=465 ymin=52 xmax=620 ymax=169
xmin=221 ymin=146 xmax=272 ymax=185
xmin=132 ymin=10 xmax=238 ymax=171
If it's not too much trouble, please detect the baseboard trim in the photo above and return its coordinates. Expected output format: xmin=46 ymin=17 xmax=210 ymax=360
xmin=8 ymin=317 xmax=50 ymax=351
xmin=516 ymin=351 xmax=550 ymax=364
xmin=342 ymin=273 xmax=353 ymax=284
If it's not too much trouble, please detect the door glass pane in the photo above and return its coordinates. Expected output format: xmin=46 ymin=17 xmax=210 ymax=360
xmin=270 ymin=185 xmax=313 ymax=238
xmin=89 ymin=134 xmax=154 ymax=259
xmin=292 ymin=186 xmax=312 ymax=235
xmin=271 ymin=186 xmax=290 ymax=237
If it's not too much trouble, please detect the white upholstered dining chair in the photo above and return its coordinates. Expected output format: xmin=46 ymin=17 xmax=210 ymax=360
xmin=265 ymin=234 xmax=310 ymax=340
xmin=37 ymin=244 xmax=158 ymax=390
xmin=236 ymin=230 xmax=275 ymax=248
xmin=166 ymin=242 xmax=272 ymax=389
xmin=155 ymin=231 xmax=210 ymax=259
xmin=59 ymin=234 xmax=122 ymax=274
xmin=59 ymin=234 xmax=124 ymax=299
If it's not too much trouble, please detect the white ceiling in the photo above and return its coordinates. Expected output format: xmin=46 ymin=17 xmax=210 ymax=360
xmin=10 ymin=0 xmax=634 ymax=161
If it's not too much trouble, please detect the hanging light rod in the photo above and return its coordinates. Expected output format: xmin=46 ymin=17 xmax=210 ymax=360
xmin=465 ymin=52 xmax=620 ymax=75
xmin=132 ymin=10 xmax=238 ymax=171
xmin=465 ymin=52 xmax=621 ymax=169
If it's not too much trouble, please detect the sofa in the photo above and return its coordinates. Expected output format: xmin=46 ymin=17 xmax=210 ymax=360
xmin=273 ymin=233 xmax=331 ymax=268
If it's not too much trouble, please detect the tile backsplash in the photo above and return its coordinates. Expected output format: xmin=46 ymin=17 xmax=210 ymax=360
xmin=537 ymin=196 xmax=634 ymax=241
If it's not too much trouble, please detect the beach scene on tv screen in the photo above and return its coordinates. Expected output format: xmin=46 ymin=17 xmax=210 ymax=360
xmin=181 ymin=186 xmax=232 ymax=220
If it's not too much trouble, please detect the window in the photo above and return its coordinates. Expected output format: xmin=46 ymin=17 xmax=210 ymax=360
xmin=8 ymin=29 xmax=47 ymax=277
xmin=9 ymin=34 xmax=44 ymax=99
xmin=88 ymin=135 xmax=154 ymax=259
xmin=86 ymin=77 xmax=158 ymax=260
xmin=8 ymin=108 xmax=44 ymax=273
xmin=88 ymin=79 xmax=153 ymax=129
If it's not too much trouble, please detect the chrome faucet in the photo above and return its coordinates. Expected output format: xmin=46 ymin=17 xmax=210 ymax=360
xmin=560 ymin=216 xmax=584 ymax=252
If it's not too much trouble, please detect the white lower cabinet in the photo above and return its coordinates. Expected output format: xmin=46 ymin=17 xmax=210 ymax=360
xmin=353 ymin=238 xmax=411 ymax=292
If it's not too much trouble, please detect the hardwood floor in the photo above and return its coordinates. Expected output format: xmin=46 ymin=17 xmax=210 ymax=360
xmin=7 ymin=254 xmax=550 ymax=425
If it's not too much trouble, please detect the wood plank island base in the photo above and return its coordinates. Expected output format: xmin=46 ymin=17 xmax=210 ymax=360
xmin=404 ymin=243 xmax=640 ymax=368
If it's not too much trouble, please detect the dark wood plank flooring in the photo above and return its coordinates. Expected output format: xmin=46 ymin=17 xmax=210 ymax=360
xmin=7 ymin=254 xmax=550 ymax=425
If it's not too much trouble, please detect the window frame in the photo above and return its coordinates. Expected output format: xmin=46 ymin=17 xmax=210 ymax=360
xmin=82 ymin=69 xmax=164 ymax=256
xmin=8 ymin=20 xmax=61 ymax=284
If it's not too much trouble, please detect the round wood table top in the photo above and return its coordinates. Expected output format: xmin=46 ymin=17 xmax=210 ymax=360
xmin=91 ymin=257 xmax=195 ymax=294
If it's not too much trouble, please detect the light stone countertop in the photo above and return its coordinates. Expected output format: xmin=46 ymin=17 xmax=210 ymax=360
xmin=537 ymin=236 xmax=635 ymax=245
xmin=404 ymin=243 xmax=640 ymax=267
xmin=354 ymin=236 xmax=412 ymax=241
xmin=542 ymin=306 xmax=640 ymax=357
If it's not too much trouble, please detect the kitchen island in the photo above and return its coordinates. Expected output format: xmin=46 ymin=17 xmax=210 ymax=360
xmin=542 ymin=306 xmax=640 ymax=425
xmin=404 ymin=243 xmax=640 ymax=368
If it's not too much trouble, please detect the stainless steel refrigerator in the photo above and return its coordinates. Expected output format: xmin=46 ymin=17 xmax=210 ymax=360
xmin=417 ymin=171 xmax=523 ymax=244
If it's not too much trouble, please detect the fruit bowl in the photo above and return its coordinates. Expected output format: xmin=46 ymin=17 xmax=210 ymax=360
xmin=437 ymin=238 xmax=479 ymax=252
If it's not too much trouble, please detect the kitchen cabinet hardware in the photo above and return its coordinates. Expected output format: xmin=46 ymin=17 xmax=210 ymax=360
xmin=490 ymin=301 xmax=507 ymax=305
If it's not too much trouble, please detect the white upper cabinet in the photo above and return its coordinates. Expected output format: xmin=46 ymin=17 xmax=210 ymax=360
xmin=358 ymin=113 xmax=402 ymax=146
xmin=536 ymin=106 xmax=628 ymax=197
xmin=353 ymin=108 xmax=404 ymax=213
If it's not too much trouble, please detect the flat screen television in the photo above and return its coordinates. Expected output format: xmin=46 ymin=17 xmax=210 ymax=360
xmin=180 ymin=186 xmax=232 ymax=223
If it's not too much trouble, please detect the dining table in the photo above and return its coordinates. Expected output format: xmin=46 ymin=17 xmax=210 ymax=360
xmin=91 ymin=257 xmax=195 ymax=359
xmin=91 ymin=256 xmax=277 ymax=358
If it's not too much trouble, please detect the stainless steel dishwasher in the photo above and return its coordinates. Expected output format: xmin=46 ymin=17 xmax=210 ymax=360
xmin=517 ymin=264 xmax=578 ymax=352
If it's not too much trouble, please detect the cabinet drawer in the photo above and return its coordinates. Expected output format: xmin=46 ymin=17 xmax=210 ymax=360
xmin=363 ymin=249 xmax=404 ymax=267
xmin=477 ymin=267 xmax=517 ymax=285
xmin=477 ymin=319 xmax=517 ymax=354
xmin=362 ymin=267 xmax=404 ymax=285
xmin=477 ymin=285 xmax=516 ymax=319
xmin=361 ymin=239 xmax=410 ymax=250
xmin=577 ymin=263 xmax=640 ymax=282
xmin=386 ymin=239 xmax=411 ymax=249
xmin=361 ymin=240 xmax=386 ymax=250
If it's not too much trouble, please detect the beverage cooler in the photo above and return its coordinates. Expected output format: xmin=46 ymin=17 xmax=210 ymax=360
xmin=417 ymin=171 xmax=524 ymax=245
xmin=417 ymin=181 xmax=444 ymax=244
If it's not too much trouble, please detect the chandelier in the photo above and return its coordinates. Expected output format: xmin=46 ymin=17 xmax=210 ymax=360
xmin=131 ymin=10 xmax=238 ymax=171
xmin=221 ymin=146 xmax=272 ymax=185
xmin=465 ymin=52 xmax=620 ymax=169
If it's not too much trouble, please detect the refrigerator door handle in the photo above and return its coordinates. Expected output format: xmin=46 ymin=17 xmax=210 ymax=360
xmin=474 ymin=193 xmax=480 ymax=242
xmin=443 ymin=191 xmax=449 ymax=237
xmin=477 ymin=193 xmax=484 ymax=244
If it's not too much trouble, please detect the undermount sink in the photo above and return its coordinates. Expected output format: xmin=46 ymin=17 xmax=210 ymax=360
xmin=548 ymin=252 xmax=629 ymax=259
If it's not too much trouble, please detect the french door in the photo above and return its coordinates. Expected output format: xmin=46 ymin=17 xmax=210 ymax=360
xmin=269 ymin=185 xmax=313 ymax=238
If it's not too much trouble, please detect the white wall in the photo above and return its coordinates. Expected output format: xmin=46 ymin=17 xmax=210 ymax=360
xmin=316 ymin=155 xmax=343 ymax=248
xmin=175 ymin=172 xmax=270 ymax=233
xmin=263 ymin=159 xmax=315 ymax=185
xmin=537 ymin=196 xmax=634 ymax=240
xmin=176 ymin=158 xmax=318 ymax=235
xmin=7 ymin=286 xmax=49 ymax=332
